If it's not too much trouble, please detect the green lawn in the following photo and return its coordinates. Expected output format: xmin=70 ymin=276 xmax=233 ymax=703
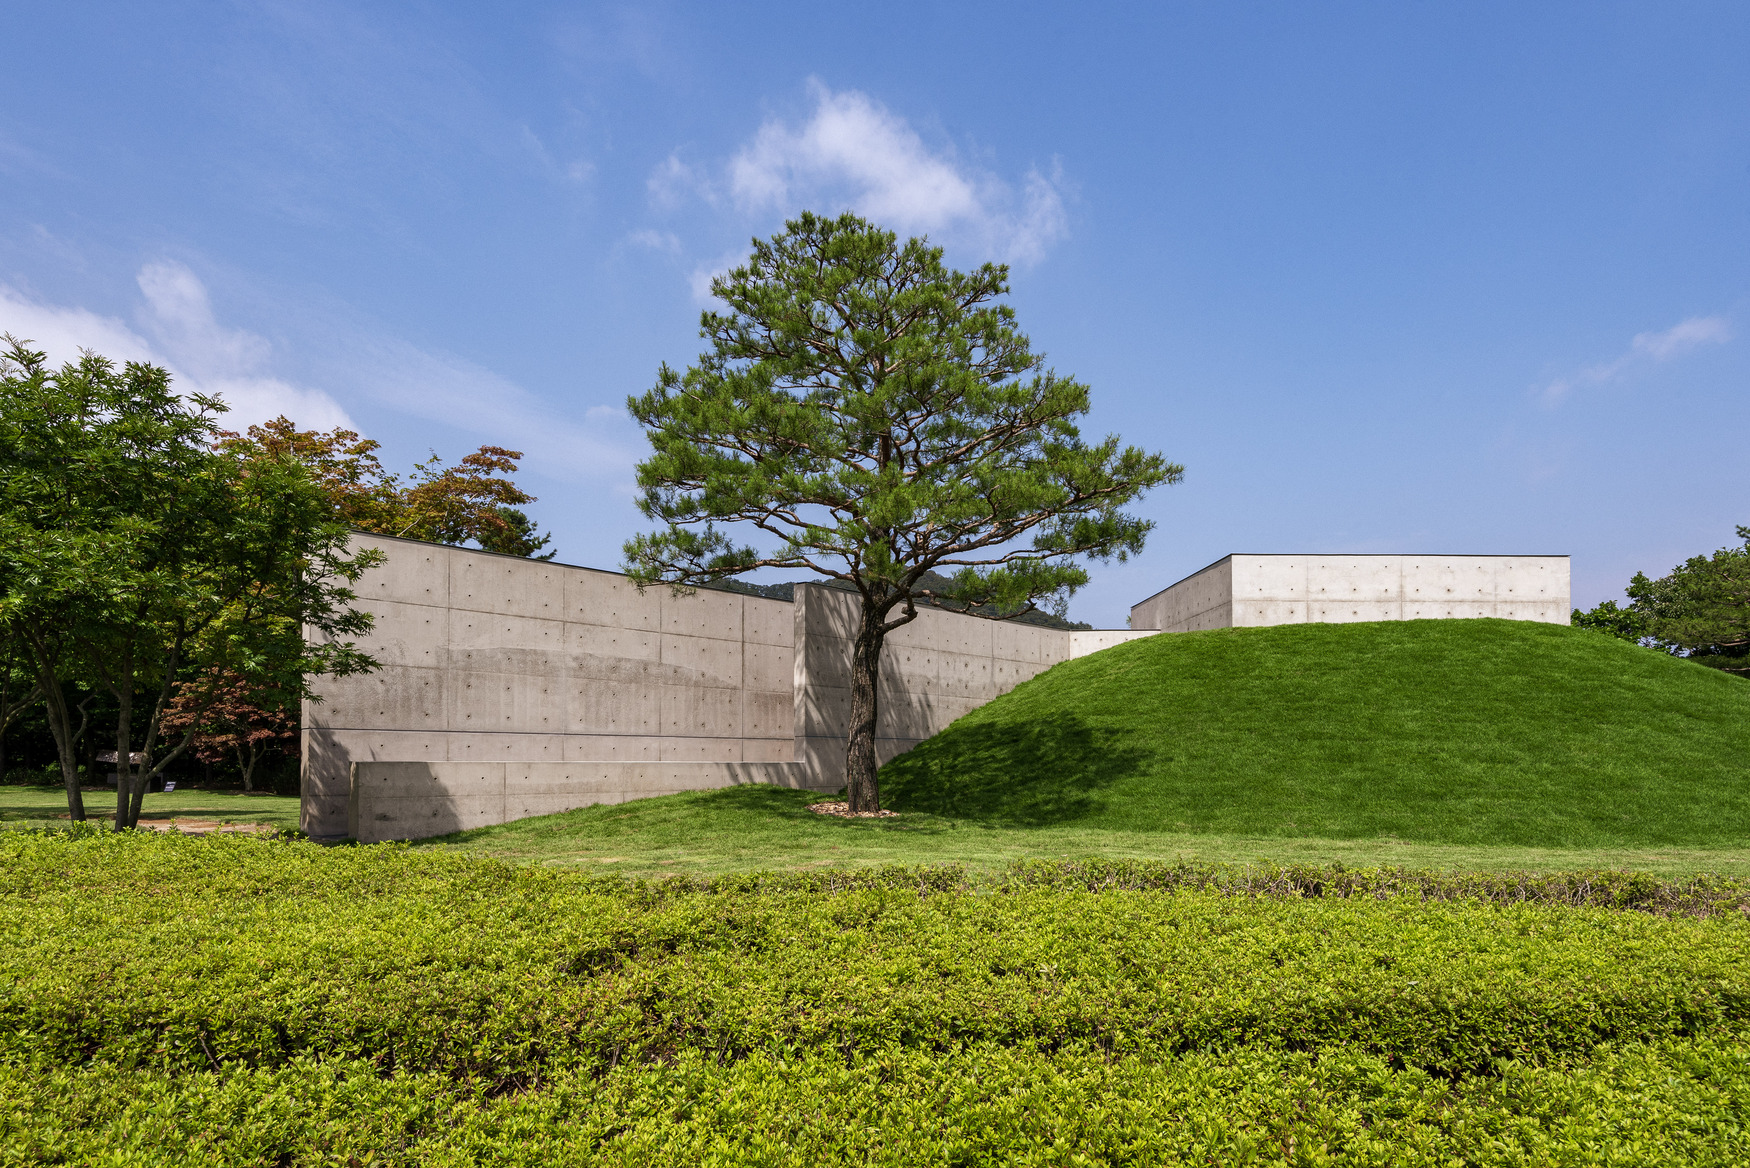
xmin=421 ymin=784 xmax=1750 ymax=877
xmin=884 ymin=618 xmax=1750 ymax=847
xmin=0 ymin=783 xmax=301 ymax=832
xmin=427 ymin=620 xmax=1750 ymax=876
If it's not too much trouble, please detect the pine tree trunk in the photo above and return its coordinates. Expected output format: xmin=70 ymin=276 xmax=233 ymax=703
xmin=844 ymin=604 xmax=886 ymax=813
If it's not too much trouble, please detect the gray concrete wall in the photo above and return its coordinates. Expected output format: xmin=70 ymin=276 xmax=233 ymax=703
xmin=347 ymin=760 xmax=809 ymax=844
xmin=1129 ymin=557 xmax=1235 ymax=633
xmin=303 ymin=534 xmax=802 ymax=837
xmin=1131 ymin=554 xmax=1571 ymax=631
xmin=792 ymin=584 xmax=1156 ymax=785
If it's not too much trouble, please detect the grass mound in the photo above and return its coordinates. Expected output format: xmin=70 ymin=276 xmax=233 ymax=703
xmin=882 ymin=619 xmax=1750 ymax=847
xmin=4 ymin=832 xmax=1750 ymax=1163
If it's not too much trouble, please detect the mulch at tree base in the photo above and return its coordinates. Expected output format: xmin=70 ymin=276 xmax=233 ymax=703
xmin=807 ymin=801 xmax=899 ymax=819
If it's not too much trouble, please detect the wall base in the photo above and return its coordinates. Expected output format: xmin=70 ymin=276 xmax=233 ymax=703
xmin=348 ymin=760 xmax=823 ymax=843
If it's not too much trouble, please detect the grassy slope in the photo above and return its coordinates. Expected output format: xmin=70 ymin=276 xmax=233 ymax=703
xmin=427 ymin=784 xmax=1750 ymax=876
xmin=882 ymin=619 xmax=1750 ymax=847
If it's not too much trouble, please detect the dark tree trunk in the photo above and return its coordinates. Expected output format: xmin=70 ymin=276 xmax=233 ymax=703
xmin=114 ymin=696 xmax=134 ymax=830
xmin=25 ymin=639 xmax=84 ymax=822
xmin=128 ymin=765 xmax=147 ymax=826
xmin=844 ymin=603 xmax=887 ymax=813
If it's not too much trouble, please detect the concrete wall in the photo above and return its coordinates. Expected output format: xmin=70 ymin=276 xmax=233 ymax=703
xmin=303 ymin=534 xmax=803 ymax=837
xmin=1131 ymin=554 xmax=1571 ymax=631
xmin=307 ymin=535 xmax=1152 ymax=839
xmin=347 ymin=760 xmax=809 ymax=844
xmin=1129 ymin=558 xmax=1235 ymax=633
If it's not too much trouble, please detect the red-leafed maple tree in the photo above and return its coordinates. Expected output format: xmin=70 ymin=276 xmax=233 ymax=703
xmin=217 ymin=418 xmax=554 ymax=558
xmin=162 ymin=668 xmax=297 ymax=793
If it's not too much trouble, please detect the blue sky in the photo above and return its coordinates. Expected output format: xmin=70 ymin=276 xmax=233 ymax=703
xmin=2 ymin=2 xmax=1745 ymax=626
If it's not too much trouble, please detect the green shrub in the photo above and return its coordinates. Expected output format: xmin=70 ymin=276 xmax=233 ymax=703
xmin=6 ymin=1039 xmax=1750 ymax=1166
xmin=4 ymin=832 xmax=1750 ymax=1164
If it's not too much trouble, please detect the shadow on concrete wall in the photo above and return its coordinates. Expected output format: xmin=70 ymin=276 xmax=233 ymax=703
xmin=349 ymin=761 xmax=471 ymax=843
xmin=879 ymin=712 xmax=1150 ymax=826
xmin=301 ymin=729 xmax=357 ymax=837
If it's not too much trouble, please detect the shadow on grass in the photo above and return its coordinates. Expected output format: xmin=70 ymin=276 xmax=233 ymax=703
xmin=882 ymin=713 xmax=1151 ymax=826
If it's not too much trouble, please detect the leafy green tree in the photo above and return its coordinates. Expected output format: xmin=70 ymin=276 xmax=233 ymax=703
xmin=1572 ymin=528 xmax=1750 ymax=677
xmin=624 ymin=213 xmax=1179 ymax=811
xmin=1570 ymin=599 xmax=1650 ymax=643
xmin=1628 ymin=529 xmax=1750 ymax=676
xmin=0 ymin=337 xmax=379 ymax=826
xmin=0 ymin=625 xmax=41 ymax=779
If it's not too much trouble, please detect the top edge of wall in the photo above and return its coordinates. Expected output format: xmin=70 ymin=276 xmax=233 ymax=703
xmin=349 ymin=529 xmax=798 ymax=603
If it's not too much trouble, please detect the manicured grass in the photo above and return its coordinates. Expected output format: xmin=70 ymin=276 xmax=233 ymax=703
xmin=0 ymin=783 xmax=300 ymax=833
xmin=424 ymin=783 xmax=1750 ymax=878
xmin=884 ymin=619 xmax=1750 ymax=847
xmin=5 ymin=832 xmax=1750 ymax=1165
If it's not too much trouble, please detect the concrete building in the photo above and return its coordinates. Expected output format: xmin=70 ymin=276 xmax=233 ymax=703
xmin=1128 ymin=554 xmax=1570 ymax=633
xmin=307 ymin=538 xmax=1569 ymax=841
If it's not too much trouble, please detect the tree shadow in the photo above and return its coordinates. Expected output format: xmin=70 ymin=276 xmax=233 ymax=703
xmin=879 ymin=713 xmax=1151 ymax=826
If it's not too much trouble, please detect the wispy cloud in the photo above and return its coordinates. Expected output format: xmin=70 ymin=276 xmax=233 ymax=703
xmin=0 ymin=263 xmax=353 ymax=430
xmin=0 ymin=263 xmax=644 ymax=489
xmin=1629 ymin=315 xmax=1732 ymax=360
xmin=646 ymin=152 xmax=704 ymax=210
xmin=307 ymin=323 xmax=640 ymax=485
xmin=627 ymin=228 xmax=682 ymax=254
xmin=1544 ymin=315 xmax=1733 ymax=403
xmin=648 ymin=80 xmax=1069 ymax=268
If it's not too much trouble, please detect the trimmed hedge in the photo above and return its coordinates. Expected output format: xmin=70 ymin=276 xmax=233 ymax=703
xmin=4 ymin=832 xmax=1750 ymax=1165
xmin=7 ymin=1040 xmax=1750 ymax=1165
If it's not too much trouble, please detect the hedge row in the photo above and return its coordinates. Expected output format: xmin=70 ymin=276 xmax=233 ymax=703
xmin=4 ymin=833 xmax=1749 ymax=1085
xmin=6 ymin=1039 xmax=1750 ymax=1166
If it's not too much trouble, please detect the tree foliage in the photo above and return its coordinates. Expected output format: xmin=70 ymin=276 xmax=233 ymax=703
xmin=1571 ymin=526 xmax=1750 ymax=677
xmin=625 ymin=212 xmax=1178 ymax=809
xmin=217 ymin=417 xmax=554 ymax=559
xmin=1569 ymin=599 xmax=1650 ymax=643
xmin=0 ymin=337 xmax=380 ymax=825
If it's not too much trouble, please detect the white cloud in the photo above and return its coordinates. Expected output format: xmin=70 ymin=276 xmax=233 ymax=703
xmin=687 ymin=248 xmax=750 ymax=305
xmin=0 ymin=262 xmax=644 ymax=490
xmin=1544 ymin=314 xmax=1733 ymax=403
xmin=313 ymin=326 xmax=639 ymax=484
xmin=0 ymin=266 xmax=353 ymax=430
xmin=652 ymin=81 xmax=1068 ymax=266
xmin=647 ymin=152 xmax=705 ymax=210
xmin=1631 ymin=315 xmax=1732 ymax=360
xmin=627 ymin=228 xmax=682 ymax=254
